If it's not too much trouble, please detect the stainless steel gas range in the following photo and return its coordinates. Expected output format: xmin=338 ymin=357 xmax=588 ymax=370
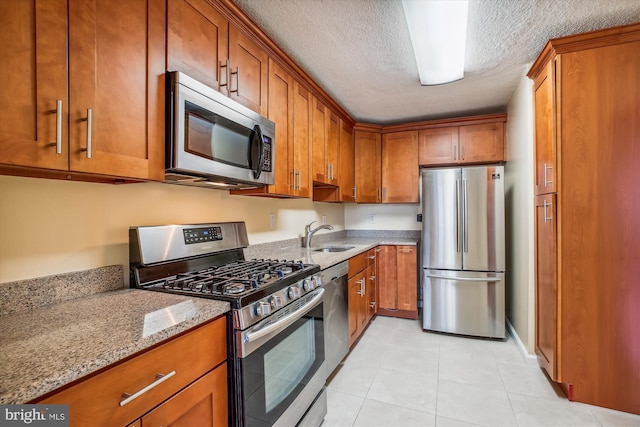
xmin=129 ymin=222 xmax=327 ymax=427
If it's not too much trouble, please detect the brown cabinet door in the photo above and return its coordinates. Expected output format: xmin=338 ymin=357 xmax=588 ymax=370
xmin=311 ymin=97 xmax=327 ymax=183
xmin=458 ymin=122 xmax=505 ymax=164
xmin=325 ymin=110 xmax=340 ymax=184
xmin=338 ymin=120 xmax=355 ymax=202
xmin=267 ymin=59 xmax=294 ymax=196
xmin=533 ymin=60 xmax=557 ymax=195
xmin=534 ymin=194 xmax=557 ymax=381
xmin=68 ymin=0 xmax=165 ymax=180
xmin=396 ymin=246 xmax=417 ymax=313
xmin=292 ymin=82 xmax=312 ymax=197
xmin=348 ymin=271 xmax=365 ymax=346
xmin=354 ymin=130 xmax=381 ymax=203
xmin=0 ymin=0 xmax=68 ymax=170
xmin=141 ymin=363 xmax=228 ymax=427
xmin=228 ymin=24 xmax=268 ymax=116
xmin=418 ymin=127 xmax=459 ymax=166
xmin=166 ymin=0 xmax=229 ymax=91
xmin=382 ymin=131 xmax=419 ymax=203
xmin=377 ymin=245 xmax=397 ymax=310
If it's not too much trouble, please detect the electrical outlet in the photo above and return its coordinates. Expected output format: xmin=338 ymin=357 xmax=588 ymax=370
xmin=269 ymin=213 xmax=276 ymax=229
xmin=321 ymin=215 xmax=327 ymax=225
xmin=369 ymin=214 xmax=376 ymax=224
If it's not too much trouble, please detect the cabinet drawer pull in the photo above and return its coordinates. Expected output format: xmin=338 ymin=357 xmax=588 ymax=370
xmin=375 ymin=248 xmax=382 ymax=253
xmin=80 ymin=109 xmax=92 ymax=159
xmin=399 ymin=248 xmax=414 ymax=253
xmin=119 ymin=371 xmax=176 ymax=407
xmin=368 ymin=255 xmax=376 ymax=259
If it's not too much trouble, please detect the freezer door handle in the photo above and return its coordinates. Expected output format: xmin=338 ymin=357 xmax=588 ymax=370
xmin=456 ymin=179 xmax=461 ymax=253
xmin=426 ymin=273 xmax=501 ymax=282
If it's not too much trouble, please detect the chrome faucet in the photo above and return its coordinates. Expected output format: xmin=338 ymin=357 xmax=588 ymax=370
xmin=304 ymin=221 xmax=334 ymax=248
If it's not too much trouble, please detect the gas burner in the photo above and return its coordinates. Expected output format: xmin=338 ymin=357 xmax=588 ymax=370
xmin=224 ymin=283 xmax=248 ymax=295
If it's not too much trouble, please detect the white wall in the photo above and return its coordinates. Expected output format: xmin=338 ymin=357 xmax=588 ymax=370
xmin=344 ymin=203 xmax=420 ymax=230
xmin=0 ymin=176 xmax=344 ymax=283
xmin=504 ymin=68 xmax=535 ymax=354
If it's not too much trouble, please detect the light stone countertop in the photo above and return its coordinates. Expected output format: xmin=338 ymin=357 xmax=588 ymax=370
xmin=0 ymin=289 xmax=229 ymax=404
xmin=245 ymin=235 xmax=420 ymax=270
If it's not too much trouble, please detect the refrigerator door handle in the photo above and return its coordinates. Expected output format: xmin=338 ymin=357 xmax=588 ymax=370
xmin=456 ymin=179 xmax=461 ymax=253
xmin=426 ymin=273 xmax=501 ymax=282
xmin=463 ymin=179 xmax=468 ymax=253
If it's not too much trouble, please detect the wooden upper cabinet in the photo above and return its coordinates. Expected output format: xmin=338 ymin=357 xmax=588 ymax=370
xmin=418 ymin=117 xmax=505 ymax=167
xmin=459 ymin=122 xmax=505 ymax=164
xmin=266 ymin=58 xmax=293 ymax=195
xmin=228 ymin=24 xmax=268 ymax=116
xmin=338 ymin=120 xmax=355 ymax=202
xmin=68 ymin=0 xmax=165 ymax=180
xmin=382 ymin=131 xmax=419 ymax=203
xmin=533 ymin=60 xmax=557 ymax=195
xmin=292 ymin=82 xmax=312 ymax=197
xmin=354 ymin=130 xmax=382 ymax=203
xmin=0 ymin=0 xmax=69 ymax=171
xmin=166 ymin=0 xmax=267 ymax=116
xmin=418 ymin=127 xmax=459 ymax=165
xmin=0 ymin=0 xmax=165 ymax=181
xmin=166 ymin=0 xmax=229 ymax=91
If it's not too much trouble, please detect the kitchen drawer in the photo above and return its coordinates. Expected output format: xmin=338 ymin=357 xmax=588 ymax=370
xmin=348 ymin=251 xmax=369 ymax=278
xmin=39 ymin=317 xmax=227 ymax=427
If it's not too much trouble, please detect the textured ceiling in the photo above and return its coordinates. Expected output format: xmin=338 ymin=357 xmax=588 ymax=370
xmin=233 ymin=0 xmax=640 ymax=125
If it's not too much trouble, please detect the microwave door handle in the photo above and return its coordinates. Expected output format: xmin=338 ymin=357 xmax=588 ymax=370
xmin=251 ymin=124 xmax=264 ymax=179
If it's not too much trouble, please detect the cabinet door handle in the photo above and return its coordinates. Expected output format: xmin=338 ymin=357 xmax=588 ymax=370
xmin=49 ymin=99 xmax=63 ymax=154
xmin=461 ymin=145 xmax=465 ymax=160
xmin=544 ymin=163 xmax=553 ymax=187
xmin=120 ymin=371 xmax=176 ymax=407
xmin=297 ymin=169 xmax=301 ymax=190
xmin=353 ymin=187 xmax=357 ymax=200
xmin=81 ymin=108 xmax=92 ymax=159
xmin=219 ymin=59 xmax=230 ymax=95
xmin=543 ymin=200 xmax=553 ymax=223
xmin=453 ymin=145 xmax=457 ymax=160
xmin=369 ymin=275 xmax=376 ymax=281
xmin=368 ymin=255 xmax=376 ymax=259
xmin=230 ymin=66 xmax=240 ymax=95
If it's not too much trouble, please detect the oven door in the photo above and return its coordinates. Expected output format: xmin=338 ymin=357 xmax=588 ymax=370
xmin=237 ymin=288 xmax=326 ymax=427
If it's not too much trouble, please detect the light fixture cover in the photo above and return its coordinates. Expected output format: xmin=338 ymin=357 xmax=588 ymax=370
xmin=402 ymin=0 xmax=469 ymax=85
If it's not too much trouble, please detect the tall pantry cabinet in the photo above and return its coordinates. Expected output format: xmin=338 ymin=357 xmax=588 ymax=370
xmin=529 ymin=23 xmax=640 ymax=415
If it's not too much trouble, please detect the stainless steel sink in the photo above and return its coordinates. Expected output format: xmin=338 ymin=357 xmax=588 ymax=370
xmin=313 ymin=246 xmax=355 ymax=253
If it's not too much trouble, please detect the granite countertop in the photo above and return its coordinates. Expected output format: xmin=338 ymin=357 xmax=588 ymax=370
xmin=0 ymin=289 xmax=229 ymax=404
xmin=245 ymin=234 xmax=420 ymax=270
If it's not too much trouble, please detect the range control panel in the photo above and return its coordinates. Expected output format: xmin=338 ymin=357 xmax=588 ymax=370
xmin=183 ymin=226 xmax=223 ymax=244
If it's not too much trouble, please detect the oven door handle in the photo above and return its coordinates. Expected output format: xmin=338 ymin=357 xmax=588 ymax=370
xmin=244 ymin=288 xmax=324 ymax=344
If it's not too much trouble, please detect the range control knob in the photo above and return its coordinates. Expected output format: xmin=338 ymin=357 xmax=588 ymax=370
xmin=313 ymin=276 xmax=322 ymax=287
xmin=269 ymin=295 xmax=284 ymax=309
xmin=302 ymin=279 xmax=314 ymax=292
xmin=254 ymin=301 xmax=271 ymax=317
xmin=288 ymin=286 xmax=301 ymax=300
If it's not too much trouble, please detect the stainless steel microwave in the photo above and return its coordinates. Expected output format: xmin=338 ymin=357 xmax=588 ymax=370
xmin=165 ymin=71 xmax=275 ymax=189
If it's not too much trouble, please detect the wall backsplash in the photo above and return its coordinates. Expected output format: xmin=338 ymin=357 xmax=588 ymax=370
xmin=0 ymin=175 xmax=344 ymax=283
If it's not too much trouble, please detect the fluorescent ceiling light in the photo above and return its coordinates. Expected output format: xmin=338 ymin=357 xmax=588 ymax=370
xmin=402 ymin=0 xmax=469 ymax=85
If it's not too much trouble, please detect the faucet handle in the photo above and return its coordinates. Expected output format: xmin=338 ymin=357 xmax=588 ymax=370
xmin=305 ymin=221 xmax=316 ymax=232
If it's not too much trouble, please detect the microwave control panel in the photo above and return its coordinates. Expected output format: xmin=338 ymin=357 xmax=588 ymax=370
xmin=183 ymin=226 xmax=223 ymax=244
xmin=262 ymin=136 xmax=273 ymax=172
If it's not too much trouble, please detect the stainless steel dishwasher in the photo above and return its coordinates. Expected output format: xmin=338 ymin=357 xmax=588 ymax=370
xmin=320 ymin=261 xmax=349 ymax=377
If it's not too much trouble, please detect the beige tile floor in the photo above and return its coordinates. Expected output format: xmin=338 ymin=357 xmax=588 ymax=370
xmin=324 ymin=316 xmax=640 ymax=427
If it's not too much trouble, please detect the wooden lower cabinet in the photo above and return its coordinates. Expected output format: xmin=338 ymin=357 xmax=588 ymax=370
xmin=38 ymin=318 xmax=227 ymax=427
xmin=141 ymin=363 xmax=227 ymax=427
xmin=348 ymin=270 xmax=367 ymax=347
xmin=377 ymin=245 xmax=418 ymax=319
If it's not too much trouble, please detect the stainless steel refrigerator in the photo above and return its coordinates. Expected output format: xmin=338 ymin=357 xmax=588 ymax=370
xmin=421 ymin=165 xmax=505 ymax=338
